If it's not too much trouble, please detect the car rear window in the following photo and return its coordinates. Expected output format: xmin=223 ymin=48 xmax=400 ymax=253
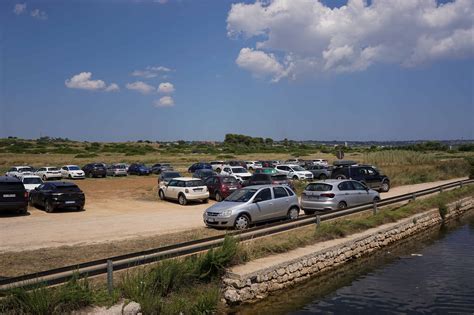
xmin=55 ymin=185 xmax=81 ymax=192
xmin=221 ymin=177 xmax=238 ymax=184
xmin=0 ymin=182 xmax=24 ymax=191
xmin=305 ymin=183 xmax=333 ymax=192
xmin=186 ymin=180 xmax=204 ymax=187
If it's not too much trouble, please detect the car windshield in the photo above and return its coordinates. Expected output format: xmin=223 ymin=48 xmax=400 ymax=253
xmin=19 ymin=167 xmax=33 ymax=172
xmin=292 ymin=166 xmax=305 ymax=171
xmin=69 ymin=166 xmax=80 ymax=170
xmin=23 ymin=178 xmax=42 ymax=184
xmin=232 ymin=167 xmax=247 ymax=174
xmin=222 ymin=176 xmax=238 ymax=184
xmin=305 ymin=183 xmax=333 ymax=192
xmin=185 ymin=180 xmax=204 ymax=187
xmin=164 ymin=172 xmax=180 ymax=179
xmin=226 ymin=189 xmax=257 ymax=202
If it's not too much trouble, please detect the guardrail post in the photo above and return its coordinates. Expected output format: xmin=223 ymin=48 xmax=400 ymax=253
xmin=439 ymin=186 xmax=443 ymax=193
xmin=460 ymin=181 xmax=463 ymax=188
xmin=411 ymin=193 xmax=416 ymax=202
xmin=316 ymin=215 xmax=321 ymax=228
xmin=373 ymin=201 xmax=378 ymax=215
xmin=107 ymin=260 xmax=113 ymax=295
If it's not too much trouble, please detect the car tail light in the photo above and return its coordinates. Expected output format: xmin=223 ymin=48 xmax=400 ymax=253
xmin=24 ymin=191 xmax=29 ymax=199
xmin=221 ymin=185 xmax=228 ymax=191
xmin=320 ymin=193 xmax=335 ymax=198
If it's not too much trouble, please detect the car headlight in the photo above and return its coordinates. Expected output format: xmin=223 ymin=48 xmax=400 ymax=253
xmin=218 ymin=210 xmax=233 ymax=218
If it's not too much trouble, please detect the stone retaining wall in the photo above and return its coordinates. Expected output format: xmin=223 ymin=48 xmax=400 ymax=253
xmin=222 ymin=197 xmax=473 ymax=304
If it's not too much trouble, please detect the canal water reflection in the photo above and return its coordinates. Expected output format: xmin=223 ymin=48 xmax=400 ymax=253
xmin=234 ymin=212 xmax=474 ymax=314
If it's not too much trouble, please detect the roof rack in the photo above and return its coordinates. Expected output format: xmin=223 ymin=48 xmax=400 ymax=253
xmin=333 ymin=160 xmax=359 ymax=167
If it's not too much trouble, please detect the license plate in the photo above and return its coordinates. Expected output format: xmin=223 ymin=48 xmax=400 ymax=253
xmin=194 ymin=188 xmax=203 ymax=192
xmin=65 ymin=201 xmax=75 ymax=204
xmin=208 ymin=218 xmax=215 ymax=222
xmin=229 ymin=187 xmax=237 ymax=190
xmin=3 ymin=194 xmax=15 ymax=198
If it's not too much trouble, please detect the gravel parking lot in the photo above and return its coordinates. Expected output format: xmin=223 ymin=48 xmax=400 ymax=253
xmin=0 ymin=176 xmax=467 ymax=253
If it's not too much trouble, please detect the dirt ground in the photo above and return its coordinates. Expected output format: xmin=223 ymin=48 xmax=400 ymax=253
xmin=0 ymin=176 xmax=466 ymax=254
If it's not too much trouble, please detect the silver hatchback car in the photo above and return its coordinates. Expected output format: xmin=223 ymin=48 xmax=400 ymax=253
xmin=300 ymin=179 xmax=380 ymax=215
xmin=203 ymin=185 xmax=300 ymax=230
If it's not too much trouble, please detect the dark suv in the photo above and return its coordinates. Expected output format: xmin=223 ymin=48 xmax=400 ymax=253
xmin=331 ymin=165 xmax=390 ymax=192
xmin=82 ymin=163 xmax=107 ymax=178
xmin=242 ymin=173 xmax=295 ymax=190
xmin=0 ymin=176 xmax=28 ymax=214
xmin=29 ymin=181 xmax=85 ymax=212
xmin=128 ymin=163 xmax=151 ymax=175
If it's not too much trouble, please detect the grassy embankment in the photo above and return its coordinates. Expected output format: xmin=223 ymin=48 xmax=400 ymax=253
xmin=1 ymin=185 xmax=473 ymax=314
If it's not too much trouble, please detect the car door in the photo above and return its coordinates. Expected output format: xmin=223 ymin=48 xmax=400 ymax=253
xmin=337 ymin=181 xmax=358 ymax=207
xmin=36 ymin=183 xmax=51 ymax=206
xmin=272 ymin=186 xmax=290 ymax=217
xmin=204 ymin=177 xmax=216 ymax=196
xmin=248 ymin=188 xmax=274 ymax=222
xmin=365 ymin=167 xmax=381 ymax=189
xmin=351 ymin=181 xmax=371 ymax=204
xmin=166 ymin=180 xmax=178 ymax=199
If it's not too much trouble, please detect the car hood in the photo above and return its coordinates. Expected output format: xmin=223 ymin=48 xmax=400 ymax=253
xmin=233 ymin=172 xmax=252 ymax=177
xmin=205 ymin=201 xmax=243 ymax=213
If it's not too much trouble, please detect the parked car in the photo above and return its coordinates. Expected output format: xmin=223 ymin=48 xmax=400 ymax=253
xmin=210 ymin=161 xmax=225 ymax=173
xmin=258 ymin=161 xmax=274 ymax=168
xmin=128 ymin=163 xmax=151 ymax=176
xmin=82 ymin=163 xmax=107 ymax=178
xmin=106 ymin=164 xmax=128 ymax=177
xmin=188 ymin=162 xmax=213 ymax=173
xmin=242 ymin=173 xmax=295 ymax=190
xmin=0 ymin=176 xmax=28 ymax=214
xmin=193 ymin=169 xmax=217 ymax=180
xmin=245 ymin=161 xmax=263 ymax=171
xmin=220 ymin=166 xmax=252 ymax=183
xmin=254 ymin=168 xmax=278 ymax=175
xmin=19 ymin=175 xmax=43 ymax=193
xmin=300 ymin=180 xmax=380 ymax=215
xmin=158 ymin=171 xmax=182 ymax=186
xmin=204 ymin=175 xmax=242 ymax=202
xmin=61 ymin=165 xmax=85 ymax=179
xmin=331 ymin=164 xmax=390 ymax=192
xmin=5 ymin=166 xmax=35 ymax=178
xmin=226 ymin=160 xmax=248 ymax=169
xmin=203 ymin=185 xmax=300 ymax=229
xmin=29 ymin=181 xmax=85 ymax=212
xmin=158 ymin=177 xmax=209 ymax=205
xmin=312 ymin=159 xmax=329 ymax=166
xmin=151 ymin=163 xmax=173 ymax=174
xmin=305 ymin=165 xmax=331 ymax=180
xmin=284 ymin=158 xmax=303 ymax=165
xmin=35 ymin=167 xmax=62 ymax=181
xmin=275 ymin=164 xmax=314 ymax=180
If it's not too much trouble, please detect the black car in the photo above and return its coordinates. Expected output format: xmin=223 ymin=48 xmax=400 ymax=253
xmin=82 ymin=163 xmax=107 ymax=178
xmin=0 ymin=176 xmax=28 ymax=214
xmin=242 ymin=173 xmax=295 ymax=191
xmin=128 ymin=163 xmax=151 ymax=175
xmin=29 ymin=181 xmax=85 ymax=213
xmin=188 ymin=162 xmax=212 ymax=173
xmin=193 ymin=169 xmax=217 ymax=180
xmin=151 ymin=163 xmax=173 ymax=174
xmin=331 ymin=164 xmax=390 ymax=192
xmin=158 ymin=171 xmax=182 ymax=186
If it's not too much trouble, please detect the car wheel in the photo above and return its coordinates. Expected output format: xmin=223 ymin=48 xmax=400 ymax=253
xmin=216 ymin=168 xmax=221 ymax=173
xmin=304 ymin=209 xmax=315 ymax=215
xmin=178 ymin=194 xmax=187 ymax=205
xmin=158 ymin=190 xmax=165 ymax=200
xmin=337 ymin=201 xmax=347 ymax=209
xmin=287 ymin=207 xmax=299 ymax=220
xmin=336 ymin=175 xmax=347 ymax=180
xmin=77 ymin=205 xmax=84 ymax=211
xmin=203 ymin=199 xmax=209 ymax=204
xmin=42 ymin=175 xmax=47 ymax=181
xmin=292 ymin=175 xmax=298 ymax=180
xmin=319 ymin=174 xmax=328 ymax=180
xmin=249 ymin=167 xmax=254 ymax=171
xmin=215 ymin=192 xmax=222 ymax=202
xmin=381 ymin=181 xmax=390 ymax=192
xmin=18 ymin=208 xmax=27 ymax=215
xmin=373 ymin=197 xmax=380 ymax=202
xmin=45 ymin=200 xmax=54 ymax=213
xmin=234 ymin=214 xmax=250 ymax=230
xmin=87 ymin=172 xmax=92 ymax=178
xmin=68 ymin=174 xmax=72 ymax=179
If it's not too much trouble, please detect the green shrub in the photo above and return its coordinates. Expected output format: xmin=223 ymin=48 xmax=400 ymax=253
xmin=74 ymin=153 xmax=98 ymax=158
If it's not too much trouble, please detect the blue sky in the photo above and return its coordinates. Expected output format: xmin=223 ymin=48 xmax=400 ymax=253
xmin=1 ymin=0 xmax=473 ymax=142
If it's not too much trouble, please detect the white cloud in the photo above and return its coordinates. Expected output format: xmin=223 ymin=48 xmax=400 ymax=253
xmin=105 ymin=83 xmax=120 ymax=92
xmin=158 ymin=82 xmax=175 ymax=93
xmin=227 ymin=0 xmax=474 ymax=79
xmin=126 ymin=81 xmax=155 ymax=94
xmin=154 ymin=96 xmax=175 ymax=107
xmin=30 ymin=9 xmax=47 ymax=20
xmin=14 ymin=3 xmax=26 ymax=15
xmin=131 ymin=65 xmax=172 ymax=78
xmin=65 ymin=72 xmax=107 ymax=91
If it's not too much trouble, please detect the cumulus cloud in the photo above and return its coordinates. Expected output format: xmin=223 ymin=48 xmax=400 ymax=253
xmin=65 ymin=72 xmax=107 ymax=91
xmin=104 ymin=83 xmax=120 ymax=92
xmin=227 ymin=0 xmax=474 ymax=79
xmin=30 ymin=8 xmax=47 ymax=20
xmin=131 ymin=65 xmax=172 ymax=78
xmin=13 ymin=3 xmax=26 ymax=15
xmin=158 ymin=82 xmax=175 ymax=93
xmin=154 ymin=96 xmax=175 ymax=107
xmin=126 ymin=81 xmax=155 ymax=94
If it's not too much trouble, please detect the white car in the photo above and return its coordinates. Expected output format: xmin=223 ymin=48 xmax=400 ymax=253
xmin=158 ymin=177 xmax=209 ymax=205
xmin=35 ymin=167 xmax=63 ymax=181
xmin=245 ymin=161 xmax=263 ymax=171
xmin=61 ymin=165 xmax=85 ymax=179
xmin=275 ymin=164 xmax=314 ymax=180
xmin=5 ymin=166 xmax=35 ymax=178
xmin=210 ymin=161 xmax=225 ymax=173
xmin=312 ymin=159 xmax=329 ymax=166
xmin=19 ymin=175 xmax=43 ymax=192
xmin=220 ymin=166 xmax=252 ymax=183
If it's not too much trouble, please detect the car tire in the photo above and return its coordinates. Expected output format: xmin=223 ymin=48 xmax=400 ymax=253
xmin=292 ymin=175 xmax=298 ymax=180
xmin=373 ymin=197 xmax=380 ymax=202
xmin=319 ymin=174 xmax=328 ymax=180
xmin=337 ymin=201 xmax=347 ymax=209
xmin=68 ymin=174 xmax=72 ymax=179
xmin=203 ymin=199 xmax=209 ymax=204
xmin=304 ymin=209 xmax=316 ymax=215
xmin=18 ymin=208 xmax=27 ymax=215
xmin=287 ymin=207 xmax=299 ymax=220
xmin=158 ymin=190 xmax=165 ymax=200
xmin=45 ymin=200 xmax=54 ymax=213
xmin=42 ymin=175 xmax=47 ymax=181
xmin=234 ymin=214 xmax=250 ymax=230
xmin=77 ymin=205 xmax=84 ymax=211
xmin=380 ymin=181 xmax=390 ymax=192
xmin=215 ymin=192 xmax=222 ymax=202
xmin=216 ymin=168 xmax=221 ymax=173
xmin=178 ymin=194 xmax=187 ymax=205
xmin=249 ymin=167 xmax=254 ymax=171
xmin=87 ymin=172 xmax=92 ymax=178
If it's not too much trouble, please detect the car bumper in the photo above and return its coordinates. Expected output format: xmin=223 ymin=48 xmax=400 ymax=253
xmin=300 ymin=199 xmax=337 ymax=211
xmin=51 ymin=200 xmax=85 ymax=208
xmin=69 ymin=173 xmax=85 ymax=179
xmin=203 ymin=213 xmax=237 ymax=227
xmin=45 ymin=174 xmax=63 ymax=180
xmin=0 ymin=201 xmax=28 ymax=211
xmin=185 ymin=192 xmax=210 ymax=200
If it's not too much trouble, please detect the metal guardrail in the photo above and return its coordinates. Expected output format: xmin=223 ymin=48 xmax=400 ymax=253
xmin=1 ymin=179 xmax=472 ymax=291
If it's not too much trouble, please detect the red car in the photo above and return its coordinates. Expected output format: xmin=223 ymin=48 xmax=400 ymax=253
xmin=204 ymin=175 xmax=242 ymax=202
